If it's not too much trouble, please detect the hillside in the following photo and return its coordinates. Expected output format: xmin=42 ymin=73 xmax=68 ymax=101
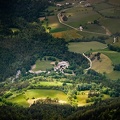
xmin=0 ymin=0 xmax=120 ymax=120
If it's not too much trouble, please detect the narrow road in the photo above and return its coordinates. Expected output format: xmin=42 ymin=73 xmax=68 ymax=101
xmin=83 ymin=53 xmax=92 ymax=71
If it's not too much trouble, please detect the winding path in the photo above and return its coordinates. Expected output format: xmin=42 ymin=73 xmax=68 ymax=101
xmin=83 ymin=53 xmax=92 ymax=71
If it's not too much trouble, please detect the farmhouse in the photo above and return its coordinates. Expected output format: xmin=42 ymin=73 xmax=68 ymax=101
xmin=54 ymin=61 xmax=69 ymax=73
xmin=79 ymin=26 xmax=83 ymax=31
xmin=56 ymin=3 xmax=62 ymax=7
xmin=84 ymin=3 xmax=91 ymax=7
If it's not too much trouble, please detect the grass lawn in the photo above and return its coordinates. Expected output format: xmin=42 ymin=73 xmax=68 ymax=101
xmin=32 ymin=60 xmax=53 ymax=71
xmin=68 ymin=41 xmax=107 ymax=53
xmin=8 ymin=89 xmax=68 ymax=107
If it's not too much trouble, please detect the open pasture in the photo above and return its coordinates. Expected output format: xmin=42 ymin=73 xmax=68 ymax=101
xmin=77 ymin=91 xmax=89 ymax=106
xmin=91 ymin=53 xmax=113 ymax=74
xmin=92 ymin=49 xmax=120 ymax=79
xmin=106 ymin=37 xmax=120 ymax=47
xmin=8 ymin=89 xmax=68 ymax=107
xmin=108 ymin=0 xmax=120 ymax=6
xmin=34 ymin=81 xmax=63 ymax=87
xmin=99 ymin=8 xmax=120 ymax=17
xmin=32 ymin=59 xmax=53 ymax=71
xmin=65 ymin=7 xmax=101 ymax=27
xmin=48 ymin=16 xmax=70 ymax=33
xmin=100 ymin=18 xmax=120 ymax=33
xmin=68 ymin=41 xmax=107 ymax=53
xmin=97 ymin=50 xmax=120 ymax=65
xmin=93 ymin=2 xmax=113 ymax=11
xmin=107 ymin=71 xmax=120 ymax=80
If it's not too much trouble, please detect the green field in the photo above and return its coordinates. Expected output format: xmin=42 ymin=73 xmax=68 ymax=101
xmin=106 ymin=37 xmax=120 ymax=47
xmin=32 ymin=59 xmax=53 ymax=71
xmin=108 ymin=0 xmax=120 ymax=5
xmin=68 ymin=41 xmax=107 ymax=53
xmin=77 ymin=91 xmax=110 ymax=106
xmin=100 ymin=17 xmax=120 ymax=34
xmin=65 ymin=7 xmax=101 ymax=27
xmin=91 ymin=53 xmax=113 ymax=74
xmin=35 ymin=81 xmax=63 ymax=86
xmin=92 ymin=49 xmax=120 ymax=79
xmin=48 ymin=16 xmax=70 ymax=33
xmin=77 ymin=91 xmax=89 ymax=106
xmin=93 ymin=2 xmax=113 ymax=11
xmin=8 ymin=89 xmax=68 ymax=107
xmin=97 ymin=50 xmax=120 ymax=65
xmin=100 ymin=8 xmax=120 ymax=17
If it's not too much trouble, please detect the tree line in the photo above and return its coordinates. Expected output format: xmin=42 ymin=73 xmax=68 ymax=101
xmin=0 ymin=97 xmax=120 ymax=120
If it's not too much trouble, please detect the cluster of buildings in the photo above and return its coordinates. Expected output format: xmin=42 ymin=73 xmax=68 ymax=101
xmin=54 ymin=61 xmax=69 ymax=73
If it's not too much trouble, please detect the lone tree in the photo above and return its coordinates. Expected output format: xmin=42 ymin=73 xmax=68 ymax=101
xmin=62 ymin=15 xmax=68 ymax=21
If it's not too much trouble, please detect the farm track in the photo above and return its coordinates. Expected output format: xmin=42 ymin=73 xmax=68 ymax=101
xmin=83 ymin=53 xmax=92 ymax=71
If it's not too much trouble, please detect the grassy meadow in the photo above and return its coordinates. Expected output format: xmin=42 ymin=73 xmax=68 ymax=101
xmin=48 ymin=16 xmax=70 ymax=33
xmin=8 ymin=89 xmax=68 ymax=107
xmin=108 ymin=0 xmax=120 ymax=5
xmin=32 ymin=59 xmax=53 ymax=71
xmin=68 ymin=41 xmax=107 ymax=53
xmin=91 ymin=49 xmax=120 ymax=79
xmin=77 ymin=91 xmax=89 ymax=106
xmin=91 ymin=53 xmax=113 ymax=74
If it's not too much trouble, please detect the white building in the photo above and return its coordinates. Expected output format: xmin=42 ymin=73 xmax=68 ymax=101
xmin=79 ymin=26 xmax=83 ymax=31
xmin=54 ymin=61 xmax=69 ymax=73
